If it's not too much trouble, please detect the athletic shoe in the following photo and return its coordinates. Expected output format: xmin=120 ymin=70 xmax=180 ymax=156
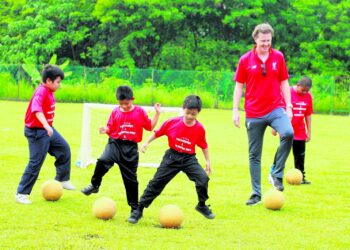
xmin=195 ymin=204 xmax=215 ymax=219
xmin=16 ymin=194 xmax=32 ymax=204
xmin=61 ymin=181 xmax=76 ymax=190
xmin=246 ymin=194 xmax=261 ymax=206
xmin=81 ymin=184 xmax=99 ymax=195
xmin=269 ymin=175 xmax=284 ymax=191
xmin=301 ymin=179 xmax=311 ymax=184
xmin=128 ymin=208 xmax=143 ymax=224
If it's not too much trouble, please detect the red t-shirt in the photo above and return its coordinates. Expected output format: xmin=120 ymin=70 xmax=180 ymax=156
xmin=291 ymin=87 xmax=313 ymax=140
xmin=154 ymin=116 xmax=208 ymax=154
xmin=106 ymin=105 xmax=152 ymax=143
xmin=25 ymin=84 xmax=55 ymax=128
xmin=234 ymin=47 xmax=289 ymax=118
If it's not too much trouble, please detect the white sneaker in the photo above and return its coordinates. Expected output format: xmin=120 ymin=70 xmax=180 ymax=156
xmin=61 ymin=181 xmax=76 ymax=190
xmin=16 ymin=194 xmax=32 ymax=204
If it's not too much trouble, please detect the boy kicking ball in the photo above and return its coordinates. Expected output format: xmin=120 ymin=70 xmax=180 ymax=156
xmin=16 ymin=65 xmax=75 ymax=204
xmin=128 ymin=95 xmax=215 ymax=224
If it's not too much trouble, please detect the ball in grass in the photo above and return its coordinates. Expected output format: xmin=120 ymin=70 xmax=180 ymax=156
xmin=41 ymin=180 xmax=63 ymax=201
xmin=263 ymin=189 xmax=285 ymax=210
xmin=92 ymin=197 xmax=116 ymax=220
xmin=285 ymin=168 xmax=303 ymax=185
xmin=159 ymin=204 xmax=184 ymax=228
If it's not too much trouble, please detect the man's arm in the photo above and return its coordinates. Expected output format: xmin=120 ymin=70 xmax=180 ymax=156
xmin=280 ymin=80 xmax=293 ymax=119
xmin=232 ymin=82 xmax=244 ymax=128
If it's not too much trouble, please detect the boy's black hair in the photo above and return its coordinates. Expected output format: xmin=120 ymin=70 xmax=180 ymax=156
xmin=42 ymin=64 xmax=64 ymax=83
xmin=298 ymin=76 xmax=312 ymax=88
xmin=116 ymin=85 xmax=134 ymax=100
xmin=183 ymin=95 xmax=202 ymax=112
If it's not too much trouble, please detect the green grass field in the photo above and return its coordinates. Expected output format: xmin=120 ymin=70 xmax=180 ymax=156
xmin=1 ymin=100 xmax=349 ymax=249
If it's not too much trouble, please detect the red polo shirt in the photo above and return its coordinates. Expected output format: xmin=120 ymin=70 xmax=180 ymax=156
xmin=234 ymin=47 xmax=289 ymax=118
xmin=25 ymin=84 xmax=55 ymax=128
xmin=154 ymin=116 xmax=208 ymax=154
xmin=106 ymin=105 xmax=152 ymax=143
xmin=291 ymin=87 xmax=313 ymax=140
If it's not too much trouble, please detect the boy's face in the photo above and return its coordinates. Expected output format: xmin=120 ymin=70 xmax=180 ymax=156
xmin=45 ymin=77 xmax=61 ymax=92
xmin=183 ymin=108 xmax=199 ymax=125
xmin=118 ymin=99 xmax=133 ymax=111
xmin=296 ymin=84 xmax=310 ymax=95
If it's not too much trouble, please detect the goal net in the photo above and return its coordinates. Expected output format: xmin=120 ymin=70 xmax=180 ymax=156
xmin=76 ymin=103 xmax=183 ymax=168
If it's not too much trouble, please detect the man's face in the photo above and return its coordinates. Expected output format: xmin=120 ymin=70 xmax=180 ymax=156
xmin=254 ymin=32 xmax=272 ymax=54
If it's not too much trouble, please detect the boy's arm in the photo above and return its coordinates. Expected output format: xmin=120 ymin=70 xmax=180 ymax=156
xmin=201 ymin=148 xmax=212 ymax=175
xmin=305 ymin=115 xmax=312 ymax=142
xmin=140 ymin=133 xmax=157 ymax=153
xmin=151 ymin=103 xmax=161 ymax=130
xmin=35 ymin=112 xmax=53 ymax=136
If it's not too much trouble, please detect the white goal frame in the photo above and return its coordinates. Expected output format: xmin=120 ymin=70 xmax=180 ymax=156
xmin=76 ymin=103 xmax=182 ymax=168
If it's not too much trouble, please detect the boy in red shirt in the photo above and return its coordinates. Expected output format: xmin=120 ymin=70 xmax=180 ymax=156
xmin=128 ymin=95 xmax=214 ymax=224
xmin=16 ymin=65 xmax=75 ymax=205
xmin=271 ymin=76 xmax=313 ymax=184
xmin=81 ymin=86 xmax=161 ymax=218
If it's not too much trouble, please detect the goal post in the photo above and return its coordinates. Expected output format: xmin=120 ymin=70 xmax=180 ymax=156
xmin=76 ymin=103 xmax=182 ymax=168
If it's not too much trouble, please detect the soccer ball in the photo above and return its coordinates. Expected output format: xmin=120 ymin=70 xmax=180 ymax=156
xmin=285 ymin=168 xmax=303 ymax=185
xmin=41 ymin=180 xmax=63 ymax=201
xmin=92 ymin=197 xmax=116 ymax=220
xmin=263 ymin=189 xmax=285 ymax=210
xmin=158 ymin=204 xmax=184 ymax=228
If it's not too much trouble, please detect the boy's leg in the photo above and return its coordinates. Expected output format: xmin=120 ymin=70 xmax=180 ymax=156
xmin=118 ymin=142 xmax=139 ymax=211
xmin=17 ymin=128 xmax=50 ymax=195
xmin=182 ymin=157 xmax=214 ymax=219
xmin=48 ymin=128 xmax=71 ymax=182
xmin=182 ymin=156 xmax=209 ymax=204
xmin=139 ymin=150 xmax=181 ymax=208
xmin=82 ymin=140 xmax=115 ymax=195
xmin=292 ymin=140 xmax=306 ymax=177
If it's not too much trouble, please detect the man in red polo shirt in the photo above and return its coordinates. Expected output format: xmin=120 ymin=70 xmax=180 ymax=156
xmin=233 ymin=23 xmax=294 ymax=206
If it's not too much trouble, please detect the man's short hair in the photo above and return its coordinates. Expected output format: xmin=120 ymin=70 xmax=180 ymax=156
xmin=252 ymin=23 xmax=274 ymax=39
xmin=116 ymin=85 xmax=134 ymax=100
xmin=42 ymin=65 xmax=64 ymax=83
xmin=183 ymin=95 xmax=202 ymax=112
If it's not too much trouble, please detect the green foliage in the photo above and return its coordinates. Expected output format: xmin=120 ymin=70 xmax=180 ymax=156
xmin=21 ymin=54 xmax=72 ymax=86
xmin=0 ymin=0 xmax=349 ymax=77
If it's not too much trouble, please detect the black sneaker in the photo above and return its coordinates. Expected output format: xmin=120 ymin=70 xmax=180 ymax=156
xmin=81 ymin=184 xmax=99 ymax=195
xmin=270 ymin=176 xmax=284 ymax=191
xmin=195 ymin=204 xmax=215 ymax=219
xmin=301 ymin=179 xmax=311 ymax=184
xmin=246 ymin=194 xmax=261 ymax=206
xmin=128 ymin=208 xmax=143 ymax=224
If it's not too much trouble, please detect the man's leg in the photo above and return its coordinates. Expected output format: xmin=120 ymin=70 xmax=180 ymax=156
xmin=269 ymin=108 xmax=294 ymax=179
xmin=246 ymin=118 xmax=268 ymax=198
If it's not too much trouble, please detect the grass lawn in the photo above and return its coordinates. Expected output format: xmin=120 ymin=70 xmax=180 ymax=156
xmin=0 ymin=100 xmax=349 ymax=249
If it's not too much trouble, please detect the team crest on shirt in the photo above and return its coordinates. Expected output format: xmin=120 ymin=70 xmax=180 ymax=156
xmin=272 ymin=62 xmax=277 ymax=70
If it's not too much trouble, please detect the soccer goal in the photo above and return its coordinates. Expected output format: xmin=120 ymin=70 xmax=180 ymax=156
xmin=76 ymin=103 xmax=182 ymax=168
